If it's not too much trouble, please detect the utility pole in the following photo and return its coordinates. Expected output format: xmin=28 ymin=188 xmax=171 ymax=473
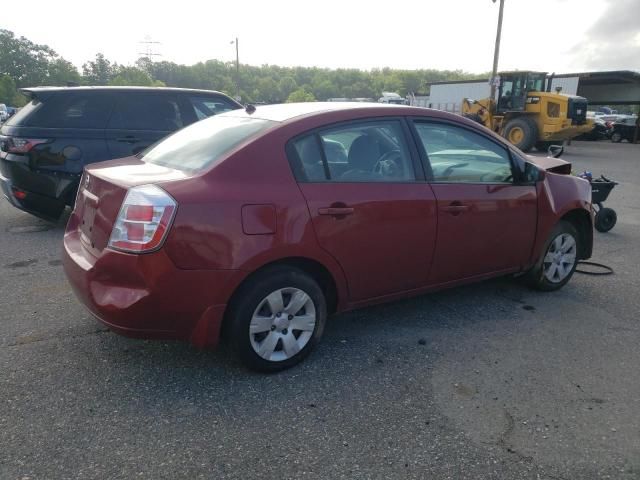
xmin=231 ymin=37 xmax=240 ymax=101
xmin=489 ymin=0 xmax=505 ymax=102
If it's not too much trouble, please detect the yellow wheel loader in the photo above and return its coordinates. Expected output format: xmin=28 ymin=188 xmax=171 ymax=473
xmin=461 ymin=71 xmax=593 ymax=152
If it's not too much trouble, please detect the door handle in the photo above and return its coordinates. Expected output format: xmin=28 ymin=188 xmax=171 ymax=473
xmin=443 ymin=202 xmax=470 ymax=216
xmin=318 ymin=207 xmax=354 ymax=216
xmin=116 ymin=136 xmax=140 ymax=144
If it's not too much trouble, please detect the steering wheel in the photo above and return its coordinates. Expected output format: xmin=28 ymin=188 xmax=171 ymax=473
xmin=441 ymin=162 xmax=469 ymax=178
xmin=373 ymin=150 xmax=403 ymax=177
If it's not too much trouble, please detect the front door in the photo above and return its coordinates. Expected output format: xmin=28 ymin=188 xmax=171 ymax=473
xmin=290 ymin=119 xmax=437 ymax=302
xmin=412 ymin=120 xmax=537 ymax=284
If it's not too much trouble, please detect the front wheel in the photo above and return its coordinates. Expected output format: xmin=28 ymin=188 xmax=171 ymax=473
xmin=611 ymin=132 xmax=623 ymax=143
xmin=227 ymin=267 xmax=326 ymax=372
xmin=503 ymin=117 xmax=538 ymax=152
xmin=524 ymin=221 xmax=580 ymax=291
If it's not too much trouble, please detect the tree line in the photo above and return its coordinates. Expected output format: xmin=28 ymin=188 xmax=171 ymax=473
xmin=0 ymin=29 xmax=486 ymax=106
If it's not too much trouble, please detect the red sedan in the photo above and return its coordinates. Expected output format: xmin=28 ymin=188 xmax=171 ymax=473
xmin=63 ymin=103 xmax=593 ymax=371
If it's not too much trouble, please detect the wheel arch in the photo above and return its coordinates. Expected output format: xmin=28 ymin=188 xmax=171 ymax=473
xmin=560 ymin=208 xmax=593 ymax=260
xmin=220 ymin=256 xmax=342 ymax=340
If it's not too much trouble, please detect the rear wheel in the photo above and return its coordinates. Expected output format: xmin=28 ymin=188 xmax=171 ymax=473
xmin=524 ymin=221 xmax=579 ymax=291
xmin=595 ymin=207 xmax=617 ymax=232
xmin=227 ymin=266 xmax=326 ymax=372
xmin=503 ymin=117 xmax=538 ymax=152
xmin=611 ymin=132 xmax=623 ymax=143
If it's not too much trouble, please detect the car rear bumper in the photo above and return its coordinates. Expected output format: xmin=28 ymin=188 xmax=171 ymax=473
xmin=62 ymin=227 xmax=241 ymax=348
xmin=0 ymin=156 xmax=78 ymax=219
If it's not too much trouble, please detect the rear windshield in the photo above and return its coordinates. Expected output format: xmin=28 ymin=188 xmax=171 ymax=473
xmin=5 ymin=93 xmax=114 ymax=129
xmin=4 ymin=100 xmax=39 ymax=126
xmin=141 ymin=115 xmax=275 ymax=173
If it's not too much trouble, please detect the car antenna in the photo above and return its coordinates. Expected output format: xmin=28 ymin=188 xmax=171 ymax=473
xmin=245 ymin=104 xmax=256 ymax=114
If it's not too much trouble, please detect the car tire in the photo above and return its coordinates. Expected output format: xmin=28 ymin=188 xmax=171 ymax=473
xmin=595 ymin=207 xmax=617 ymax=232
xmin=503 ymin=117 xmax=538 ymax=152
xmin=227 ymin=266 xmax=327 ymax=372
xmin=611 ymin=132 xmax=622 ymax=143
xmin=534 ymin=141 xmax=560 ymax=153
xmin=524 ymin=220 xmax=580 ymax=292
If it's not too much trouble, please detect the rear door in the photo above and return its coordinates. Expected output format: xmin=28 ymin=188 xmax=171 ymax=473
xmin=105 ymin=92 xmax=183 ymax=158
xmin=290 ymin=119 xmax=437 ymax=302
xmin=411 ymin=120 xmax=537 ymax=284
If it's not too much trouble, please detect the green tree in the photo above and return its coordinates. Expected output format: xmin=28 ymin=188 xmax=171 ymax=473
xmin=109 ymin=66 xmax=154 ymax=86
xmin=286 ymin=88 xmax=316 ymax=103
xmin=82 ymin=53 xmax=116 ymax=85
xmin=278 ymin=76 xmax=297 ymax=101
xmin=46 ymin=58 xmax=81 ymax=86
xmin=256 ymin=77 xmax=279 ymax=102
xmin=0 ymin=76 xmax=27 ymax=106
xmin=0 ymin=29 xmax=56 ymax=86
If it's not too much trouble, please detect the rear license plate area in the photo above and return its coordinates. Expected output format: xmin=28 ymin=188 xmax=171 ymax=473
xmin=80 ymin=203 xmax=96 ymax=246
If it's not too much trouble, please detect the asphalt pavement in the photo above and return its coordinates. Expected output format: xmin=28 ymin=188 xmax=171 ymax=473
xmin=1 ymin=141 xmax=639 ymax=479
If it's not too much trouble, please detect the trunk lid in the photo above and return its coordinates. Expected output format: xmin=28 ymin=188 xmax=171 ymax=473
xmin=74 ymin=157 xmax=187 ymax=254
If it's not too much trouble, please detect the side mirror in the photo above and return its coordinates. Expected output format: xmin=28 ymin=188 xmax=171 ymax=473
xmin=524 ymin=161 xmax=544 ymax=182
xmin=548 ymin=144 xmax=564 ymax=158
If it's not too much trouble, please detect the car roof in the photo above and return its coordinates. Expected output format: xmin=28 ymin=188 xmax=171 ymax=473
xmin=219 ymin=102 xmax=429 ymax=123
xmin=19 ymin=86 xmax=232 ymax=98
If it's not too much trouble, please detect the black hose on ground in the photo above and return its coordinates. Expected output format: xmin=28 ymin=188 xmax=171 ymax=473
xmin=576 ymin=261 xmax=614 ymax=275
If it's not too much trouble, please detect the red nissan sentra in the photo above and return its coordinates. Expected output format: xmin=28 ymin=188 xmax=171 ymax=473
xmin=63 ymin=103 xmax=593 ymax=371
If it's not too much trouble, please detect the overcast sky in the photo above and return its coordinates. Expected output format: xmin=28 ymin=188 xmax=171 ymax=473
xmin=3 ymin=0 xmax=639 ymax=73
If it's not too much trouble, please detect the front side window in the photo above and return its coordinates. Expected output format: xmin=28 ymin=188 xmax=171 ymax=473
xmin=189 ymin=96 xmax=238 ymax=120
xmin=293 ymin=120 xmax=416 ymax=183
xmin=414 ymin=122 xmax=513 ymax=184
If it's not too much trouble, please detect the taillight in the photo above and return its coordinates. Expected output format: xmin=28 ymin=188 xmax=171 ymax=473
xmin=6 ymin=138 xmax=50 ymax=154
xmin=108 ymin=185 xmax=177 ymax=253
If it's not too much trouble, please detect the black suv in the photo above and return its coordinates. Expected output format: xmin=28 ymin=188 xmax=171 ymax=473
xmin=0 ymin=86 xmax=242 ymax=219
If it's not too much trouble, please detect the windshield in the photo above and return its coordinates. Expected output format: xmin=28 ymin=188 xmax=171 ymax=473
xmin=141 ymin=115 xmax=275 ymax=173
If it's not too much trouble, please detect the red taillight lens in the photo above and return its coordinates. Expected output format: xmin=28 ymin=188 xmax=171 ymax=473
xmin=12 ymin=188 xmax=27 ymax=200
xmin=108 ymin=185 xmax=177 ymax=253
xmin=7 ymin=138 xmax=50 ymax=154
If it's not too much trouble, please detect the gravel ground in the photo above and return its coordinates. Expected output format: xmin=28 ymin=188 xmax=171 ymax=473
xmin=1 ymin=141 xmax=639 ymax=479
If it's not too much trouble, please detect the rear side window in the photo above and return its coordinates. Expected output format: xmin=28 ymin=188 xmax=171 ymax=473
xmin=188 ymin=95 xmax=238 ymax=120
xmin=10 ymin=93 xmax=115 ymax=129
xmin=108 ymin=94 xmax=183 ymax=131
xmin=292 ymin=120 xmax=416 ymax=183
xmin=141 ymin=115 xmax=274 ymax=173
